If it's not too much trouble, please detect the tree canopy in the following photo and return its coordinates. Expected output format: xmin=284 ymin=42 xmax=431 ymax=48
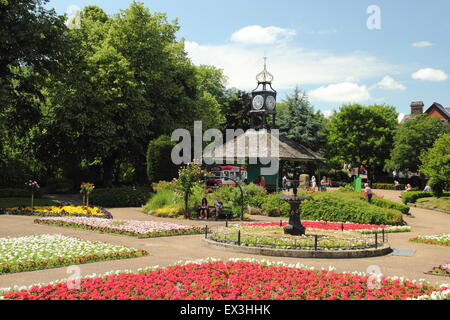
xmin=419 ymin=133 xmax=450 ymax=197
xmin=325 ymin=104 xmax=399 ymax=180
xmin=385 ymin=115 xmax=450 ymax=174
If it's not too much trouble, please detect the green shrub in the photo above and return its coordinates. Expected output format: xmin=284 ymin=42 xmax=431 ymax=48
xmin=371 ymin=198 xmax=410 ymax=215
xmin=402 ymin=191 xmax=450 ymax=204
xmin=0 ymin=188 xmax=42 ymax=198
xmin=45 ymin=177 xmax=75 ymax=194
xmin=146 ymin=135 xmax=178 ymax=183
xmin=143 ymin=189 xmax=184 ymax=218
xmin=260 ymin=193 xmax=290 ymax=217
xmin=302 ymin=193 xmax=404 ymax=225
xmin=90 ymin=187 xmax=152 ymax=207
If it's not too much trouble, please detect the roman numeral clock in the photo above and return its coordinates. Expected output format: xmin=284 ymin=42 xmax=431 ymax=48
xmin=250 ymin=58 xmax=277 ymax=129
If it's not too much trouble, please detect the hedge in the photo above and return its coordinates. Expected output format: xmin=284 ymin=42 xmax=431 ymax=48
xmin=302 ymin=193 xmax=404 ymax=226
xmin=90 ymin=187 xmax=152 ymax=208
xmin=0 ymin=188 xmax=42 ymax=198
xmin=370 ymin=198 xmax=410 ymax=215
xmin=402 ymin=191 xmax=450 ymax=204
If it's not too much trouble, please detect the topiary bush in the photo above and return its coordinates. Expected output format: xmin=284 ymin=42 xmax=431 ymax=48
xmin=302 ymin=193 xmax=404 ymax=225
xmin=90 ymin=187 xmax=152 ymax=208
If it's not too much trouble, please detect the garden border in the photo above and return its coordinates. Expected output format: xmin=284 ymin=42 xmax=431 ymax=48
xmin=202 ymin=238 xmax=392 ymax=259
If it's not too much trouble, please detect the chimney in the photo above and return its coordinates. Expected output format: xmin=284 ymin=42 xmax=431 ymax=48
xmin=411 ymin=101 xmax=424 ymax=115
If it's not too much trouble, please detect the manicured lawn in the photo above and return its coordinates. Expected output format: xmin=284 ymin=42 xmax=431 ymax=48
xmin=416 ymin=197 xmax=450 ymax=213
xmin=0 ymin=198 xmax=58 ymax=209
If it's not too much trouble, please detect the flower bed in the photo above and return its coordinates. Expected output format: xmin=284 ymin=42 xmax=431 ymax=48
xmin=244 ymin=221 xmax=411 ymax=234
xmin=34 ymin=217 xmax=205 ymax=238
xmin=210 ymin=225 xmax=380 ymax=251
xmin=410 ymin=234 xmax=450 ymax=247
xmin=0 ymin=205 xmax=113 ymax=219
xmin=0 ymin=234 xmax=147 ymax=274
xmin=427 ymin=264 xmax=450 ymax=277
xmin=1 ymin=259 xmax=448 ymax=300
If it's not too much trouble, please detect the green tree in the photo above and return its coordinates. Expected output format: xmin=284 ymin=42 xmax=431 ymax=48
xmin=147 ymin=136 xmax=178 ymax=183
xmin=176 ymin=163 xmax=209 ymax=219
xmin=419 ymin=133 xmax=450 ymax=197
xmin=385 ymin=115 xmax=450 ymax=174
xmin=36 ymin=2 xmax=199 ymax=186
xmin=326 ymin=104 xmax=399 ymax=181
xmin=277 ymin=87 xmax=325 ymax=152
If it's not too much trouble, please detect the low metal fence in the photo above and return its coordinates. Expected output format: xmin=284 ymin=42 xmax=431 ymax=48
xmin=204 ymin=222 xmax=389 ymax=251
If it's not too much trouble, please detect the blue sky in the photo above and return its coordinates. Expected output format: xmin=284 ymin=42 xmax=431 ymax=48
xmin=47 ymin=0 xmax=450 ymax=117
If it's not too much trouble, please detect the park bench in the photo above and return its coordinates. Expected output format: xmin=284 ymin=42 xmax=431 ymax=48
xmin=204 ymin=206 xmax=233 ymax=220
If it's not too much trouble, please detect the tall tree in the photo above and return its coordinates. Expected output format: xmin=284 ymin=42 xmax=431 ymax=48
xmin=385 ymin=115 xmax=450 ymax=174
xmin=276 ymin=87 xmax=325 ymax=152
xmin=0 ymin=0 xmax=66 ymax=179
xmin=36 ymin=3 xmax=200 ymax=186
xmin=326 ymin=104 xmax=398 ymax=181
xmin=419 ymin=133 xmax=450 ymax=197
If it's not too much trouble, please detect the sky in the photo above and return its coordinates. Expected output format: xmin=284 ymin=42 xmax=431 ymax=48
xmin=47 ymin=0 xmax=450 ymax=118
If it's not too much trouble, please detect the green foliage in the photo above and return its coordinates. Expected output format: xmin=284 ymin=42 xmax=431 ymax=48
xmin=147 ymin=136 xmax=178 ymax=183
xmin=90 ymin=187 xmax=152 ymax=208
xmin=401 ymin=191 xmax=450 ymax=204
xmin=277 ymin=87 xmax=325 ymax=152
xmin=0 ymin=198 xmax=56 ymax=208
xmin=0 ymin=188 xmax=42 ymax=198
xmin=326 ymin=104 xmax=398 ymax=178
xmin=302 ymin=193 xmax=404 ymax=225
xmin=143 ymin=189 xmax=183 ymax=217
xmin=386 ymin=115 xmax=450 ymax=173
xmin=370 ymin=198 xmax=410 ymax=215
xmin=419 ymin=133 xmax=450 ymax=197
xmin=260 ymin=193 xmax=290 ymax=217
xmin=45 ymin=177 xmax=75 ymax=194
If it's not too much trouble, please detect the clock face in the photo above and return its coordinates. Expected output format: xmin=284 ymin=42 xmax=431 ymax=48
xmin=266 ymin=95 xmax=276 ymax=111
xmin=252 ymin=95 xmax=264 ymax=110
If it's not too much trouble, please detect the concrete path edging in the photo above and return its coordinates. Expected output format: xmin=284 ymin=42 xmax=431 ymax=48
xmin=203 ymin=238 xmax=393 ymax=259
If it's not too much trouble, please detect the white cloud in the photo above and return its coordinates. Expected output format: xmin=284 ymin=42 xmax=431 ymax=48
xmin=308 ymin=82 xmax=371 ymax=103
xmin=185 ymin=41 xmax=400 ymax=90
xmin=376 ymin=76 xmax=406 ymax=90
xmin=411 ymin=68 xmax=448 ymax=82
xmin=230 ymin=25 xmax=296 ymax=44
xmin=411 ymin=41 xmax=434 ymax=48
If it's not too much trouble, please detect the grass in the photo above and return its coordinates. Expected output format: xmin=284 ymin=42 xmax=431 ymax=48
xmin=0 ymin=198 xmax=58 ymax=209
xmin=416 ymin=197 xmax=450 ymax=213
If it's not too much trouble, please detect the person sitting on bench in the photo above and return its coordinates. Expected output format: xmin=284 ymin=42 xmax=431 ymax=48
xmin=214 ymin=196 xmax=223 ymax=219
xmin=198 ymin=198 xmax=209 ymax=220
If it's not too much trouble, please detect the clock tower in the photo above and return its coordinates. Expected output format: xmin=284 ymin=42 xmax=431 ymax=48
xmin=250 ymin=58 xmax=277 ymax=129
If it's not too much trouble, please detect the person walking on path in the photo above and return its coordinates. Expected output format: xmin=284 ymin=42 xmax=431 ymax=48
xmin=311 ymin=176 xmax=317 ymax=192
xmin=364 ymin=183 xmax=373 ymax=204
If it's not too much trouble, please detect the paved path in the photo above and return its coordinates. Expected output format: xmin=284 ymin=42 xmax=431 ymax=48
xmin=0 ymin=190 xmax=449 ymax=289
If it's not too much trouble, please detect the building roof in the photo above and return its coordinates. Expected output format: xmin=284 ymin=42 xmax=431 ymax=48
xmin=203 ymin=130 xmax=325 ymax=163
xmin=425 ymin=102 xmax=450 ymax=121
